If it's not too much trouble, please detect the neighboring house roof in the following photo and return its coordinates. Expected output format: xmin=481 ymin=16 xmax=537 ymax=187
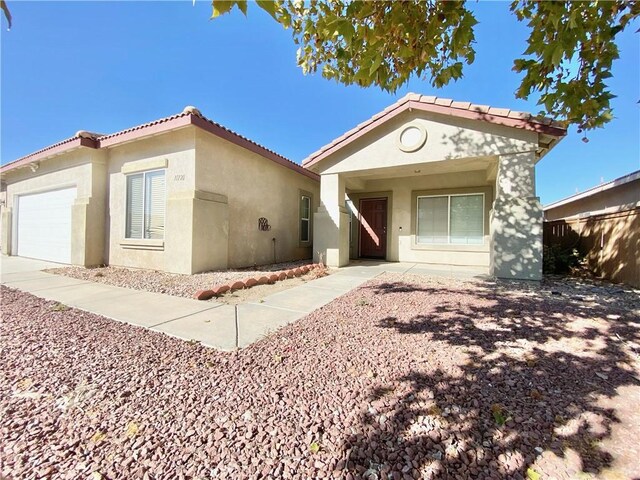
xmin=302 ymin=93 xmax=567 ymax=168
xmin=543 ymin=169 xmax=640 ymax=211
xmin=1 ymin=107 xmax=319 ymax=181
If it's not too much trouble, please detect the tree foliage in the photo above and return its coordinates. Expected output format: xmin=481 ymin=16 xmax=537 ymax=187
xmin=511 ymin=1 xmax=639 ymax=132
xmin=211 ymin=0 xmax=639 ymax=132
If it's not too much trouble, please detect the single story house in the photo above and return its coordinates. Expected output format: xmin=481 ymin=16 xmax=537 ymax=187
xmin=544 ymin=170 xmax=639 ymax=221
xmin=303 ymin=94 xmax=566 ymax=280
xmin=0 ymin=107 xmax=319 ymax=274
xmin=544 ymin=170 xmax=639 ymax=287
xmin=2 ymin=94 xmax=567 ymax=281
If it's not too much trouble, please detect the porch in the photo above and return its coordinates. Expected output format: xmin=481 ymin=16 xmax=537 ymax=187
xmin=313 ymin=151 xmax=542 ymax=280
xmin=304 ymin=95 xmax=566 ymax=281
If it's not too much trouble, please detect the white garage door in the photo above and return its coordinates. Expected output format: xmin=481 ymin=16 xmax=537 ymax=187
xmin=16 ymin=187 xmax=76 ymax=264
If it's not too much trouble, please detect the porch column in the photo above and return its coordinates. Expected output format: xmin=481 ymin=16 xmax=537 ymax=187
xmin=313 ymin=173 xmax=350 ymax=267
xmin=490 ymin=151 xmax=543 ymax=280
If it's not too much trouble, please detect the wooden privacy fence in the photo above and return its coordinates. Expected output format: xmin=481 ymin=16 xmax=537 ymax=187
xmin=543 ymin=208 xmax=639 ymax=288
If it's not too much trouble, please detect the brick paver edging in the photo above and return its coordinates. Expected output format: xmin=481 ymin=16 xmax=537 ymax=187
xmin=193 ymin=264 xmax=323 ymax=301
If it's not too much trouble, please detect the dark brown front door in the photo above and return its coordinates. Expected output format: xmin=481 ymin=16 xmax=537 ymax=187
xmin=359 ymin=198 xmax=387 ymax=259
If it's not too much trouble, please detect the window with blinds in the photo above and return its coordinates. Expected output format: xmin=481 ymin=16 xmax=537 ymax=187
xmin=126 ymin=174 xmax=144 ymax=239
xmin=300 ymin=195 xmax=311 ymax=243
xmin=125 ymin=170 xmax=166 ymax=239
xmin=417 ymin=196 xmax=448 ymax=244
xmin=416 ymin=194 xmax=484 ymax=245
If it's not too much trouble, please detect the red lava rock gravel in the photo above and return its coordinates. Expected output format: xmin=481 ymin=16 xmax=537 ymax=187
xmin=45 ymin=260 xmax=312 ymax=299
xmin=1 ymin=274 xmax=639 ymax=479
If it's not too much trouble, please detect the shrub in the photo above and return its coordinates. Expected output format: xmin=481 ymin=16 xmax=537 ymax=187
xmin=543 ymin=244 xmax=582 ymax=274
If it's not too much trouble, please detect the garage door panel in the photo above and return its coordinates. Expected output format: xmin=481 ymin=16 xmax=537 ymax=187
xmin=16 ymin=187 xmax=76 ymax=264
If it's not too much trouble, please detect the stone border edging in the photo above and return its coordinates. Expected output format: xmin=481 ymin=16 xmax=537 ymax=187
xmin=193 ymin=264 xmax=323 ymax=301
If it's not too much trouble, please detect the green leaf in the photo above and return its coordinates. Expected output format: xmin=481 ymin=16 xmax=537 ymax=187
xmin=492 ymin=409 xmax=506 ymax=426
xmin=543 ymin=94 xmax=556 ymax=112
xmin=601 ymin=110 xmax=614 ymax=122
xmin=256 ymin=0 xmax=278 ymax=20
xmin=551 ymin=44 xmax=563 ymax=66
xmin=336 ymin=20 xmax=355 ymax=43
xmin=309 ymin=441 xmax=320 ymax=454
xmin=212 ymin=0 xmax=238 ymax=18
xmin=369 ymin=55 xmax=383 ymax=76
xmin=236 ymin=0 xmax=247 ymax=16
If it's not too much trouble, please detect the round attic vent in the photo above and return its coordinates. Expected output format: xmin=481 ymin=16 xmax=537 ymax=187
xmin=397 ymin=123 xmax=427 ymax=152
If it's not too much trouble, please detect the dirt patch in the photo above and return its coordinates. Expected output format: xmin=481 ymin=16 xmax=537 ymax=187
xmin=45 ymin=260 xmax=313 ymax=299
xmin=1 ymin=274 xmax=639 ymax=479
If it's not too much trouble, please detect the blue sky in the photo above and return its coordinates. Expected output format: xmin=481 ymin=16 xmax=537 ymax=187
xmin=1 ymin=1 xmax=638 ymax=204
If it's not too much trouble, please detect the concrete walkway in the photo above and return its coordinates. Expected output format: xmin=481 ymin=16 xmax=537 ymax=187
xmin=1 ymin=256 xmax=487 ymax=350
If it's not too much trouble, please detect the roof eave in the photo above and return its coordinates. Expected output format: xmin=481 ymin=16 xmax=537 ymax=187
xmin=544 ymin=169 xmax=640 ymax=210
xmin=191 ymin=115 xmax=319 ymax=181
xmin=0 ymin=137 xmax=99 ymax=175
xmin=2 ymin=112 xmax=319 ymax=182
xmin=98 ymin=115 xmax=193 ymax=148
xmin=302 ymin=97 xmax=567 ymax=169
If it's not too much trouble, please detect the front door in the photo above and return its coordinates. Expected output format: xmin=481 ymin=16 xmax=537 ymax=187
xmin=359 ymin=198 xmax=387 ymax=259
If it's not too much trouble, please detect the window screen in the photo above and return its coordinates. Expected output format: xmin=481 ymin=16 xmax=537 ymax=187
xmin=300 ymin=195 xmax=311 ymax=242
xmin=125 ymin=170 xmax=165 ymax=239
xmin=450 ymin=194 xmax=483 ymax=244
xmin=416 ymin=194 xmax=484 ymax=245
xmin=416 ymin=196 xmax=448 ymax=244
xmin=144 ymin=170 xmax=165 ymax=240
xmin=126 ymin=174 xmax=144 ymax=239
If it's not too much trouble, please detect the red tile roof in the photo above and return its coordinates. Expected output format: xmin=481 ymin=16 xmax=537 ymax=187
xmin=1 ymin=107 xmax=319 ymax=181
xmin=302 ymin=93 xmax=567 ymax=168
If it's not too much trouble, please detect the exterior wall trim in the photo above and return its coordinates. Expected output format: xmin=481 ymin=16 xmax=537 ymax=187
xmin=121 ymin=158 xmax=169 ymax=174
xmin=119 ymin=239 xmax=164 ymax=251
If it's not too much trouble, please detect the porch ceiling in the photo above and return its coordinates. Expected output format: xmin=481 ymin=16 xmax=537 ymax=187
xmin=342 ymin=156 xmax=497 ymax=190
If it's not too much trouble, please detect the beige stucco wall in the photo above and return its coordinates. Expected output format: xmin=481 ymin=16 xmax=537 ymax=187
xmin=315 ymin=110 xmax=538 ymax=176
xmin=312 ymin=109 xmax=545 ymax=280
xmin=106 ymin=127 xmax=198 ymax=273
xmin=195 ymin=129 xmax=320 ymax=269
xmin=1 ymin=147 xmax=107 ymax=266
xmin=544 ymin=178 xmax=640 ymax=221
xmin=3 ymin=125 xmax=319 ymax=275
xmin=346 ymin=170 xmax=494 ymax=267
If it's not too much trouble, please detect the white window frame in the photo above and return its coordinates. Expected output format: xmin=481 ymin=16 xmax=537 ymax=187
xmin=300 ymin=194 xmax=311 ymax=243
xmin=416 ymin=193 xmax=485 ymax=245
xmin=125 ymin=168 xmax=166 ymax=240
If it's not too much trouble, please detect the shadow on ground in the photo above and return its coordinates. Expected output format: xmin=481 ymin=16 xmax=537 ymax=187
xmin=340 ymin=278 xmax=640 ymax=479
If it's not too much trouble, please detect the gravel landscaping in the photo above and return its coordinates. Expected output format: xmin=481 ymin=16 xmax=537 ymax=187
xmin=45 ymin=260 xmax=314 ymax=299
xmin=1 ymin=274 xmax=639 ymax=479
